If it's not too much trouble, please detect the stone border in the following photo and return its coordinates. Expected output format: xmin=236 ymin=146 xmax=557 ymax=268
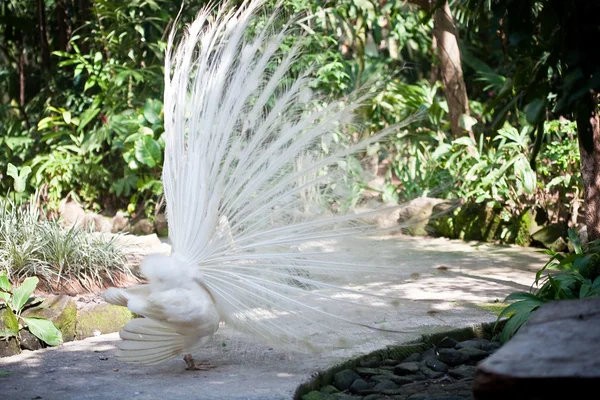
xmin=293 ymin=321 xmax=503 ymax=400
xmin=0 ymin=295 xmax=132 ymax=357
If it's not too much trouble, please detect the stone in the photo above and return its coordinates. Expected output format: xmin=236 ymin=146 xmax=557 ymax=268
xmin=84 ymin=213 xmax=112 ymax=233
xmin=19 ymin=329 xmax=42 ymax=351
xmin=394 ymin=362 xmax=421 ymax=375
xmin=111 ymin=211 xmax=130 ymax=233
xmin=455 ymin=339 xmax=486 ymax=350
xmin=75 ymin=303 xmax=133 ymax=339
xmin=320 ymin=385 xmax=339 ymax=394
xmin=421 ymin=348 xmax=438 ymax=361
xmin=437 ymin=348 xmax=470 ymax=367
xmin=59 ymin=199 xmax=86 ymax=228
xmin=359 ymin=356 xmax=381 ymax=368
xmin=356 ymin=367 xmax=392 ymax=377
xmin=22 ymin=295 xmax=77 ymax=342
xmin=397 ymin=197 xmax=451 ymax=236
xmin=457 ymin=348 xmax=489 ymax=362
xmin=420 ymin=367 xmax=444 ymax=379
xmin=436 ymin=337 xmax=458 ymax=349
xmin=473 ymin=298 xmax=600 ymax=399
xmin=425 ymin=359 xmax=449 ymax=373
xmin=448 ymin=365 xmax=476 ymax=380
xmin=0 ymin=336 xmax=20 ymax=357
xmin=531 ymin=223 xmax=568 ymax=252
xmin=372 ymin=380 xmax=399 ymax=391
xmin=333 ymin=369 xmax=361 ymax=391
xmin=131 ymin=218 xmax=155 ymax=235
xmin=302 ymin=391 xmax=335 ymax=400
xmin=154 ymin=213 xmax=169 ymax=237
xmin=403 ymin=352 xmax=422 ymax=362
xmin=349 ymin=378 xmax=369 ymax=393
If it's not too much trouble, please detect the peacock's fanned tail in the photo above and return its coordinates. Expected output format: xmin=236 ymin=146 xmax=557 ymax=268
xmin=159 ymin=0 xmax=419 ymax=352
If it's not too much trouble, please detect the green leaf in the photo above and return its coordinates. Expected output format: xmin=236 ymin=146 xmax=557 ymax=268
xmin=525 ymin=98 xmax=545 ymax=125
xmin=0 ymin=274 xmax=11 ymax=292
xmin=134 ymin=136 xmax=162 ymax=168
xmin=22 ymin=317 xmax=63 ymax=346
xmin=62 ymin=110 xmax=72 ymax=125
xmin=0 ymin=307 xmax=19 ymax=337
xmin=6 ymin=163 xmax=31 ymax=193
xmin=12 ymin=277 xmax=39 ymax=313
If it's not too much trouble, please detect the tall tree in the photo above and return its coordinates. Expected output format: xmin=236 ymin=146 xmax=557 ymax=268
xmin=408 ymin=0 xmax=472 ymax=138
xmin=462 ymin=0 xmax=600 ymax=239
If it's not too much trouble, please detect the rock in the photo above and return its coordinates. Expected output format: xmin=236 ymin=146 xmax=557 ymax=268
xmin=59 ymin=199 xmax=86 ymax=228
xmin=394 ymin=362 xmax=421 ymax=375
xmin=420 ymin=366 xmax=445 ymax=379
xmin=448 ymin=365 xmax=476 ymax=380
xmin=154 ymin=213 xmax=169 ymax=237
xmin=421 ymin=348 xmax=438 ymax=361
xmin=397 ymin=197 xmax=452 ymax=236
xmin=320 ymin=385 xmax=339 ymax=394
xmin=473 ymin=298 xmax=600 ymax=400
xmin=75 ymin=303 xmax=133 ymax=339
xmin=331 ymin=394 xmax=362 ymax=400
xmin=302 ymin=391 xmax=335 ymax=400
xmin=349 ymin=378 xmax=369 ymax=393
xmin=425 ymin=359 xmax=449 ymax=373
xmin=0 ymin=336 xmax=20 ymax=357
xmin=436 ymin=337 xmax=458 ymax=349
xmin=436 ymin=349 xmax=469 ymax=367
xmin=403 ymin=352 xmax=422 ymax=362
xmin=131 ymin=218 xmax=155 ymax=235
xmin=455 ymin=338 xmax=487 ymax=350
xmin=22 ymin=295 xmax=77 ymax=342
xmin=84 ymin=213 xmax=112 ymax=233
xmin=372 ymin=380 xmax=399 ymax=392
xmin=359 ymin=356 xmax=381 ymax=368
xmin=19 ymin=329 xmax=42 ymax=351
xmin=111 ymin=211 xmax=130 ymax=233
xmin=457 ymin=347 xmax=489 ymax=362
xmin=531 ymin=223 xmax=568 ymax=251
xmin=480 ymin=342 xmax=501 ymax=352
xmin=333 ymin=369 xmax=361 ymax=391
xmin=356 ymin=367 xmax=392 ymax=377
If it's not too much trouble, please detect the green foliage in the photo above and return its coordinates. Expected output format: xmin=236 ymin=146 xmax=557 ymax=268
xmin=0 ymin=199 xmax=135 ymax=290
xmin=0 ymin=274 xmax=63 ymax=347
xmin=498 ymin=230 xmax=600 ymax=342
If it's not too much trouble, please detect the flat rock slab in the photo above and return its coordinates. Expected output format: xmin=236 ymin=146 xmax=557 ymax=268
xmin=473 ymin=297 xmax=600 ymax=399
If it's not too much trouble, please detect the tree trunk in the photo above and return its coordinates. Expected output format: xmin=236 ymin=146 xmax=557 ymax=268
xmin=432 ymin=1 xmax=472 ymax=138
xmin=56 ymin=0 xmax=70 ymax=52
xmin=37 ymin=0 xmax=50 ymax=69
xmin=576 ymin=92 xmax=600 ymax=241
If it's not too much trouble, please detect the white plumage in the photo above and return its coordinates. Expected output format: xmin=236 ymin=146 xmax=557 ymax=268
xmin=103 ymin=0 xmax=415 ymax=366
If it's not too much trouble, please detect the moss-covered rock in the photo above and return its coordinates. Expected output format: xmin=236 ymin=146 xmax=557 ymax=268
xmin=75 ymin=303 xmax=133 ymax=339
xmin=0 ymin=308 xmax=21 ymax=357
xmin=531 ymin=223 xmax=568 ymax=251
xmin=22 ymin=295 xmax=77 ymax=342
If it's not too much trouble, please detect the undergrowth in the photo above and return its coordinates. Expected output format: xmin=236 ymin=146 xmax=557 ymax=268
xmin=0 ymin=199 xmax=135 ymax=291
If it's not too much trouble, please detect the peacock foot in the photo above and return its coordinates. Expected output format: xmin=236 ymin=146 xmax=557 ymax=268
xmin=183 ymin=353 xmax=215 ymax=371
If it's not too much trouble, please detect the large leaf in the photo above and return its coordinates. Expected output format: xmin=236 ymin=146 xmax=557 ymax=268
xmin=0 ymin=274 xmax=11 ymax=292
xmin=22 ymin=317 xmax=63 ymax=346
xmin=12 ymin=277 xmax=39 ymax=313
xmin=135 ymin=135 xmax=162 ymax=168
xmin=0 ymin=307 xmax=19 ymax=338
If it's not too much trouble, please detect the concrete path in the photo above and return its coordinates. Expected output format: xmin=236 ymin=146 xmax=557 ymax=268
xmin=0 ymin=236 xmax=548 ymax=400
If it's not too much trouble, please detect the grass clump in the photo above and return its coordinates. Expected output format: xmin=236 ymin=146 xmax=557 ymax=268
xmin=0 ymin=199 xmax=135 ymax=291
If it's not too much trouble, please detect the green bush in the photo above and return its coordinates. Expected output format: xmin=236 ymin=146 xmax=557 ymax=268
xmin=497 ymin=229 xmax=600 ymax=342
xmin=0 ymin=199 xmax=135 ymax=290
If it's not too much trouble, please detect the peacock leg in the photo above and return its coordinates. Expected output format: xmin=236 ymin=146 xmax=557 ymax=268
xmin=183 ymin=354 xmax=216 ymax=371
